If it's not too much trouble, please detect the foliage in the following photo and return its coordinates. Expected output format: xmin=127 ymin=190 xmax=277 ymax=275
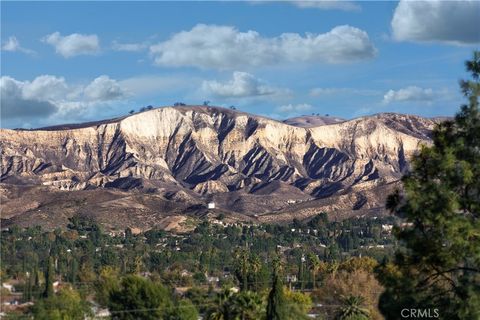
xmin=376 ymin=51 xmax=480 ymax=319
xmin=107 ymin=275 xmax=171 ymax=320
xmin=95 ymin=266 xmax=120 ymax=307
xmin=165 ymin=299 xmax=199 ymax=320
xmin=334 ymin=295 xmax=370 ymax=320
xmin=32 ymin=287 xmax=92 ymax=320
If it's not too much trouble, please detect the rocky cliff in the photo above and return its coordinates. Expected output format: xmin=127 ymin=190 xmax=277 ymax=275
xmin=0 ymin=106 xmax=438 ymax=229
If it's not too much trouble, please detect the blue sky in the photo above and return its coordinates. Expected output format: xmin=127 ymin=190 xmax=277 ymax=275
xmin=1 ymin=1 xmax=479 ymax=129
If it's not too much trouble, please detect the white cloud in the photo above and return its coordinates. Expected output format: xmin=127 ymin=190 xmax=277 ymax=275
xmin=202 ymin=71 xmax=282 ymax=97
xmin=310 ymin=87 xmax=381 ymax=96
xmin=43 ymin=32 xmax=100 ymax=58
xmin=1 ymin=36 xmax=36 ymax=55
xmin=149 ymin=24 xmax=376 ymax=69
xmin=291 ymin=1 xmax=360 ymax=11
xmin=0 ymin=75 xmax=127 ymax=123
xmin=84 ymin=75 xmax=125 ymax=101
xmin=392 ymin=0 xmax=480 ymax=45
xmin=382 ymin=86 xmax=434 ymax=104
xmin=276 ymin=103 xmax=313 ymax=113
xmin=112 ymin=41 xmax=147 ymax=52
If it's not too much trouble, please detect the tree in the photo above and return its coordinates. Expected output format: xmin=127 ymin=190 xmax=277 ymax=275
xmin=108 ymin=275 xmax=171 ymax=320
xmin=206 ymin=288 xmax=235 ymax=320
xmin=33 ymin=287 xmax=92 ymax=320
xmin=307 ymin=252 xmax=320 ymax=289
xmin=234 ymin=248 xmax=251 ymax=291
xmin=203 ymin=100 xmax=211 ymax=106
xmin=376 ymin=51 xmax=480 ymax=319
xmin=334 ymin=295 xmax=370 ymax=320
xmin=284 ymin=288 xmax=312 ymax=319
xmin=43 ymin=257 xmax=54 ymax=298
xmin=165 ymin=299 xmax=199 ymax=320
xmin=229 ymin=291 xmax=264 ymax=320
xmin=95 ymin=266 xmax=120 ymax=307
xmin=266 ymin=257 xmax=287 ymax=320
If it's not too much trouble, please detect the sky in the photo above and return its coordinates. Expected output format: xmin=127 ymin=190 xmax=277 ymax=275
xmin=1 ymin=0 xmax=479 ymax=129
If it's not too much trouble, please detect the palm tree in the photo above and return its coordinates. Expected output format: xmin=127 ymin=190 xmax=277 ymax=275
xmin=206 ymin=288 xmax=234 ymax=320
xmin=234 ymin=249 xmax=250 ymax=291
xmin=307 ymin=253 xmax=320 ymax=289
xmin=334 ymin=295 xmax=370 ymax=320
xmin=228 ymin=291 xmax=263 ymax=320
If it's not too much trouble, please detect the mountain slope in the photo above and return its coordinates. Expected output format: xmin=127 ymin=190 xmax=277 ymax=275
xmin=0 ymin=106 xmax=438 ymax=230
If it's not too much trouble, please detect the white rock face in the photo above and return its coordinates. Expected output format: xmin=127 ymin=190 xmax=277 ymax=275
xmin=0 ymin=106 xmax=436 ymax=204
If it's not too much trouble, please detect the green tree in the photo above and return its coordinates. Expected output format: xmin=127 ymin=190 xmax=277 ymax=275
xmin=266 ymin=258 xmax=287 ymax=320
xmin=307 ymin=253 xmax=320 ymax=289
xmin=334 ymin=295 xmax=370 ymax=320
xmin=107 ymin=275 xmax=171 ymax=320
xmin=165 ymin=299 xmax=199 ymax=320
xmin=376 ymin=51 xmax=480 ymax=319
xmin=33 ymin=287 xmax=92 ymax=320
xmin=206 ymin=288 xmax=235 ymax=320
xmin=228 ymin=291 xmax=264 ymax=320
xmin=95 ymin=266 xmax=120 ymax=307
xmin=43 ymin=256 xmax=54 ymax=298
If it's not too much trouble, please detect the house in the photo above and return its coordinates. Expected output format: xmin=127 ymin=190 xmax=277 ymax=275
xmin=208 ymin=202 xmax=216 ymax=209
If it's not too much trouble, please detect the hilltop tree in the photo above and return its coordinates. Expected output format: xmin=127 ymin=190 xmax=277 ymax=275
xmin=376 ymin=51 xmax=480 ymax=319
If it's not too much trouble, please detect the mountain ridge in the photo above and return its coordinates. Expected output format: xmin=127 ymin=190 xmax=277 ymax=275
xmin=0 ymin=105 xmax=442 ymax=230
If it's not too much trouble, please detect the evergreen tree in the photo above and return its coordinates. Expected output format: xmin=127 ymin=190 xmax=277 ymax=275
xmin=32 ymin=265 xmax=40 ymax=299
xmin=266 ymin=257 xmax=287 ymax=320
xmin=376 ymin=51 xmax=480 ymax=319
xmin=43 ymin=257 xmax=54 ymax=298
xmin=107 ymin=275 xmax=171 ymax=320
xmin=23 ymin=271 xmax=32 ymax=302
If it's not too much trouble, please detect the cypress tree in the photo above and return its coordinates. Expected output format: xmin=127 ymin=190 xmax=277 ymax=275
xmin=32 ymin=265 xmax=40 ymax=299
xmin=266 ymin=257 xmax=287 ymax=320
xmin=43 ymin=257 xmax=54 ymax=298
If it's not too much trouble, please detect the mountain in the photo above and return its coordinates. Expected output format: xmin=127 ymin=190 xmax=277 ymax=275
xmin=0 ymin=106 xmax=439 ymax=231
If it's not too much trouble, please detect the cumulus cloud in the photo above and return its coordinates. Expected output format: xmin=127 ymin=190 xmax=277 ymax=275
xmin=43 ymin=32 xmax=100 ymax=58
xmin=392 ymin=0 xmax=480 ymax=45
xmin=149 ymin=24 xmax=376 ymax=69
xmin=276 ymin=103 xmax=313 ymax=113
xmin=1 ymin=77 xmax=58 ymax=120
xmin=0 ymin=75 xmax=127 ymax=123
xmin=84 ymin=75 xmax=125 ymax=101
xmin=291 ymin=1 xmax=360 ymax=11
xmin=382 ymin=86 xmax=434 ymax=104
xmin=202 ymin=71 xmax=282 ymax=97
xmin=112 ymin=41 xmax=147 ymax=52
xmin=1 ymin=36 xmax=35 ymax=55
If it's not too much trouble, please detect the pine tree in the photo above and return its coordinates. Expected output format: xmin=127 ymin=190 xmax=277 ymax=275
xmin=376 ymin=51 xmax=480 ymax=319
